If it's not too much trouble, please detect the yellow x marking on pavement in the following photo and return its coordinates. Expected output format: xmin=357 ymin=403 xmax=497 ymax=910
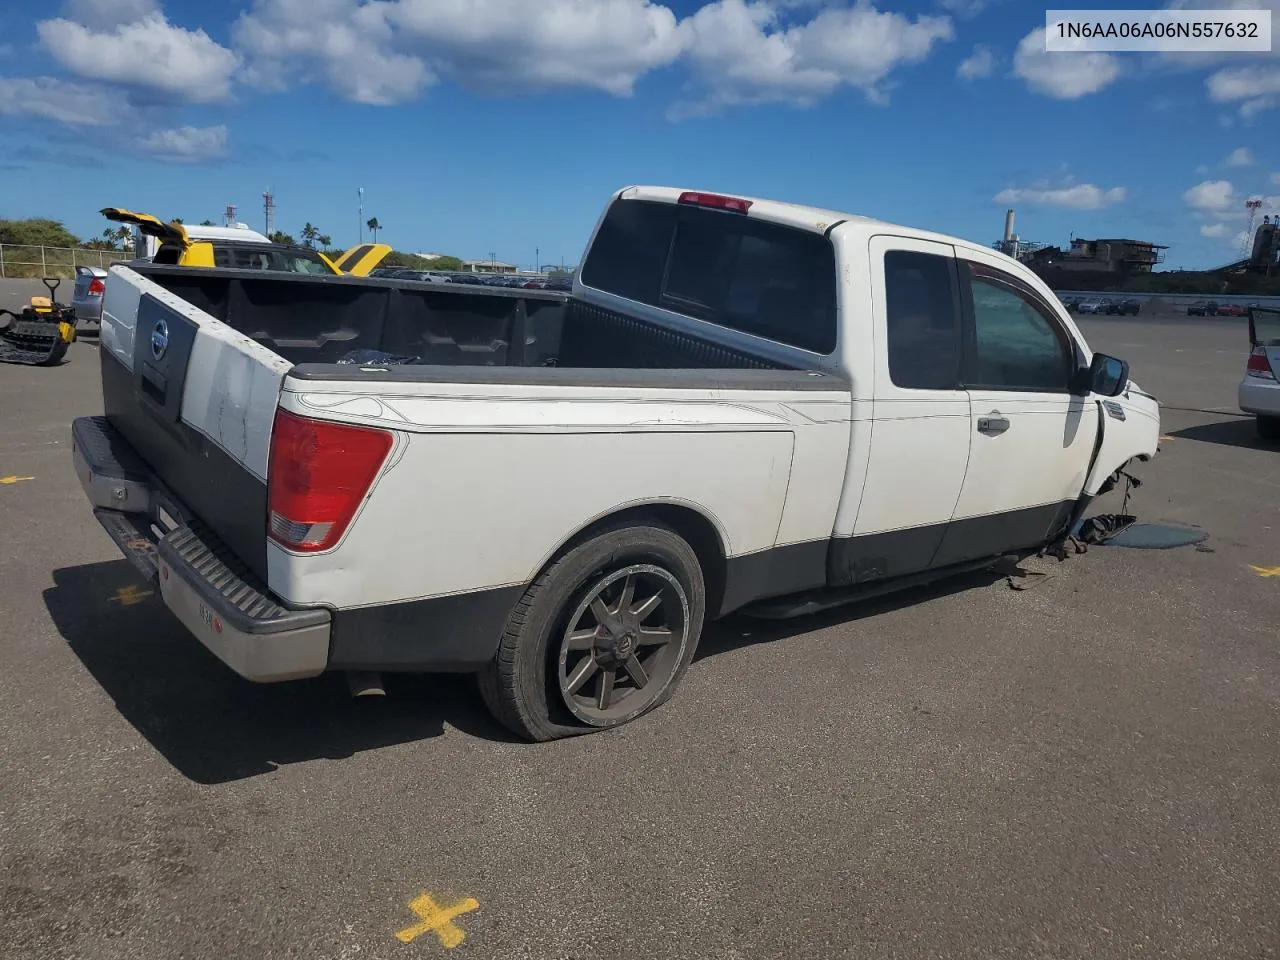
xmin=109 ymin=585 xmax=154 ymax=606
xmin=1249 ymin=565 xmax=1280 ymax=578
xmin=396 ymin=893 xmax=480 ymax=948
xmin=0 ymin=475 xmax=34 ymax=484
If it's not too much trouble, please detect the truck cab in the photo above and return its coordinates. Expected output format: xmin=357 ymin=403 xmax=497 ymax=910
xmin=73 ymin=185 xmax=1160 ymax=742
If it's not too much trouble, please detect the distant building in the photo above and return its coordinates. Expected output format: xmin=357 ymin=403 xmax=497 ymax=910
xmin=1058 ymin=237 xmax=1168 ymax=273
xmin=460 ymin=258 xmax=518 ymax=274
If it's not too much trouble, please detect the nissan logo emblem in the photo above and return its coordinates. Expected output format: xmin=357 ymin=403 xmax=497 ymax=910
xmin=151 ymin=318 xmax=169 ymax=361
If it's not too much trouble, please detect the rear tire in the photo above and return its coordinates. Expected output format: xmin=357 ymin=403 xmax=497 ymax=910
xmin=478 ymin=521 xmax=706 ymax=742
xmin=1257 ymin=415 xmax=1280 ymax=442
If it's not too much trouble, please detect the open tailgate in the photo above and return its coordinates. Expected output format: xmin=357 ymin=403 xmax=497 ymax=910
xmin=100 ymin=206 xmax=189 ymax=246
xmin=96 ymin=264 xmax=292 ymax=581
xmin=330 ymin=243 xmax=392 ymax=276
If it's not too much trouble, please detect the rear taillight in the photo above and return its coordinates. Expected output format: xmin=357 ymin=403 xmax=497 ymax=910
xmin=1246 ymin=345 xmax=1276 ymax=380
xmin=88 ymin=278 xmax=105 ymax=295
xmin=267 ymin=408 xmax=393 ymax=552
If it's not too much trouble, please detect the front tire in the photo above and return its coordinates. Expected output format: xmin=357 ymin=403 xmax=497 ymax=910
xmin=478 ymin=521 xmax=706 ymax=742
xmin=1257 ymin=415 xmax=1280 ymax=442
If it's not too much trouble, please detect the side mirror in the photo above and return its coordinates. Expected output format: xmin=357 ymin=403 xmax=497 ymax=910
xmin=1089 ymin=352 xmax=1129 ymax=397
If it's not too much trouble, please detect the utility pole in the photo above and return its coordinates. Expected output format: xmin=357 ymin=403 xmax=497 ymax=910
xmin=536 ymin=247 xmax=540 ymax=273
xmin=358 ymin=187 xmax=364 ymax=244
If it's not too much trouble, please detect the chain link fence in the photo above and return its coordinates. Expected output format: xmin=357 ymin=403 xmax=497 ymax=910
xmin=0 ymin=244 xmax=132 ymax=279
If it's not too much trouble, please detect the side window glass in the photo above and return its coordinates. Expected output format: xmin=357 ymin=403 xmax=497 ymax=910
xmin=883 ymin=250 xmax=961 ymax=389
xmin=662 ymin=211 xmax=837 ymax=354
xmin=963 ymin=265 xmax=1072 ymax=391
xmin=578 ymin=199 xmax=676 ymax=306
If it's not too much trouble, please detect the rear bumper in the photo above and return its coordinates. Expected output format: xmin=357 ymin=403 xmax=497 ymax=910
xmin=71 ymin=296 xmax=102 ymax=323
xmin=1239 ymin=377 xmax=1280 ymax=417
xmin=72 ymin=415 xmax=331 ymax=682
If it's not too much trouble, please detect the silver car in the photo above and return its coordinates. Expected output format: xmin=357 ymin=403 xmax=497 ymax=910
xmin=71 ymin=266 xmax=109 ymax=325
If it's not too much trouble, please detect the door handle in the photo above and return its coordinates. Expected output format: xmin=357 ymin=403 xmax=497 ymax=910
xmin=977 ymin=414 xmax=1010 ymax=435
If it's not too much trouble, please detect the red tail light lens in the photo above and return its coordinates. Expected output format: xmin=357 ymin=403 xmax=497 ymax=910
xmin=677 ymin=191 xmax=752 ymax=214
xmin=1246 ymin=345 xmax=1276 ymax=380
xmin=88 ymin=278 xmax=105 ymax=295
xmin=267 ymin=408 xmax=394 ymax=552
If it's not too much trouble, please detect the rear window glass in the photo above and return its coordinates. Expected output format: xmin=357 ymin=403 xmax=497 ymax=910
xmin=580 ymin=198 xmax=837 ymax=354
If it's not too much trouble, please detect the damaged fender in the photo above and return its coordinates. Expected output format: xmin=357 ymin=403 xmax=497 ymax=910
xmin=1083 ymin=380 xmax=1161 ymax=496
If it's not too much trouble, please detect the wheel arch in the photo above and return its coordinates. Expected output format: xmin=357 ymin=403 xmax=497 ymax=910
xmin=524 ymin=499 xmax=731 ymax=618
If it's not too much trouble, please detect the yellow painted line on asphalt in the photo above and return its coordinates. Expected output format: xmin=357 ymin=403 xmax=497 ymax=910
xmin=1249 ymin=565 xmax=1280 ymax=578
xmin=1159 ymin=435 xmax=1174 ymax=441
xmin=109 ymin=585 xmax=154 ymax=605
xmin=396 ymin=893 xmax=480 ymax=948
xmin=0 ymin=475 xmax=34 ymax=484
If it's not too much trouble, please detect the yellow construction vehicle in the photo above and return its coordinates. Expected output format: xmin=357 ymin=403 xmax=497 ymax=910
xmin=0 ymin=277 xmax=77 ymax=366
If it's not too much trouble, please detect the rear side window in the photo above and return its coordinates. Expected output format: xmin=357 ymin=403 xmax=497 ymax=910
xmin=883 ymin=250 xmax=962 ymax=390
xmin=580 ymin=198 xmax=837 ymax=354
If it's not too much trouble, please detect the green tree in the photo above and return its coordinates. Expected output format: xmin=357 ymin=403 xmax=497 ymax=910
xmin=200 ymin=219 xmax=215 ymax=226
xmin=268 ymin=230 xmax=297 ymax=246
xmin=317 ymin=234 xmax=332 ymax=248
xmin=0 ymin=218 xmax=81 ymax=247
xmin=366 ymin=217 xmax=381 ymax=242
xmin=380 ymin=251 xmax=463 ymax=271
xmin=299 ymin=223 xmax=320 ymax=248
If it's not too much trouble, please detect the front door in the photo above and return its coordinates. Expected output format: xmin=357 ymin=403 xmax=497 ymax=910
xmin=832 ymin=236 xmax=972 ymax=585
xmin=934 ymin=253 xmax=1099 ymax=566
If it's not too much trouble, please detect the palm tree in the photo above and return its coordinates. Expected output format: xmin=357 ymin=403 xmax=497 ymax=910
xmin=317 ymin=234 xmax=332 ymax=249
xmin=300 ymin=223 xmax=320 ymax=249
xmin=366 ymin=217 xmax=381 ymax=242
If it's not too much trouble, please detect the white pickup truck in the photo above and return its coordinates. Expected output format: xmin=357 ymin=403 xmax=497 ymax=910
xmin=73 ymin=186 xmax=1160 ymax=741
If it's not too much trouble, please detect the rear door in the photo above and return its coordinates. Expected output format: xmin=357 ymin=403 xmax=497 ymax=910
xmin=836 ymin=236 xmax=972 ymax=583
xmin=934 ymin=253 xmax=1099 ymax=566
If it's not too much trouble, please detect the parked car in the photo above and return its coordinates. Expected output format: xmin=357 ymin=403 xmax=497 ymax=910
xmin=70 ymin=265 xmax=109 ymax=325
xmin=1077 ymin=298 xmax=1106 ymax=314
xmin=1216 ymin=302 xmax=1246 ymax=317
xmin=1206 ymin=301 xmax=1221 ymax=316
xmin=1187 ymin=301 xmax=1209 ymax=316
xmin=72 ymin=185 xmax=1160 ymax=741
xmin=1115 ymin=298 xmax=1141 ymax=316
xmin=1239 ymin=306 xmax=1280 ymax=441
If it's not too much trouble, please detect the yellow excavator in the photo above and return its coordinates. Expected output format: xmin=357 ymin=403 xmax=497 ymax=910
xmin=99 ymin=208 xmax=392 ymax=277
xmin=0 ymin=276 xmax=77 ymax=367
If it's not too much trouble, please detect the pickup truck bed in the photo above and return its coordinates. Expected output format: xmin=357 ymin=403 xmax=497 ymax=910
xmin=138 ymin=264 xmax=791 ymax=371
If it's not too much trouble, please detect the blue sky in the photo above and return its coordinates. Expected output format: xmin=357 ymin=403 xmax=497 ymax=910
xmin=1 ymin=0 xmax=1277 ymax=269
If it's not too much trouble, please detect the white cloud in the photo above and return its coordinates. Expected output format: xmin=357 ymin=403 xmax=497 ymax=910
xmin=957 ymin=44 xmax=994 ymax=80
xmin=382 ymin=0 xmax=687 ymax=96
xmin=938 ymin=0 xmax=1009 ymax=17
xmin=1207 ymin=65 xmax=1280 ymax=116
xmin=0 ymin=75 xmax=118 ymax=125
xmin=61 ymin=0 xmax=159 ymax=30
xmin=672 ymin=0 xmax=954 ymax=117
xmin=1013 ymin=27 xmax=1120 ymax=99
xmin=994 ymin=183 xmax=1127 ymax=210
xmin=1200 ymin=223 xmax=1230 ymax=237
xmin=1183 ymin=179 xmax=1235 ymax=212
xmin=1224 ymin=147 xmax=1254 ymax=167
xmin=1272 ymin=172 xmax=1280 ymax=185
xmin=232 ymin=0 xmax=431 ymax=105
xmin=38 ymin=12 xmax=240 ymax=102
xmin=138 ymin=124 xmax=228 ymax=162
xmin=234 ymin=0 xmax=686 ymax=103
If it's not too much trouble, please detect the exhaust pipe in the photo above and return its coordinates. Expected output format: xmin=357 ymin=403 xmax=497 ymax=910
xmin=346 ymin=671 xmax=386 ymax=698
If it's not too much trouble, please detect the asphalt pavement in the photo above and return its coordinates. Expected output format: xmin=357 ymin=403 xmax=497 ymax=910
xmin=1 ymin=307 xmax=1278 ymax=960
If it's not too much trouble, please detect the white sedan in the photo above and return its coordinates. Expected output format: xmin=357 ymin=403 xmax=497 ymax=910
xmin=1239 ymin=307 xmax=1280 ymax=441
